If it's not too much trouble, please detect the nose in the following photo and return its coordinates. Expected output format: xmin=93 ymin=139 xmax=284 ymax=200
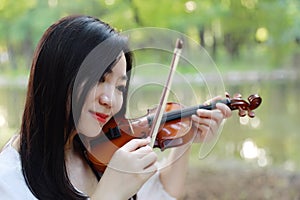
xmin=99 ymin=93 xmax=112 ymax=108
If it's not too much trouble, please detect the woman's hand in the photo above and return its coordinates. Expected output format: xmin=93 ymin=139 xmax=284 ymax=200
xmin=192 ymin=96 xmax=232 ymax=142
xmin=91 ymin=138 xmax=157 ymax=200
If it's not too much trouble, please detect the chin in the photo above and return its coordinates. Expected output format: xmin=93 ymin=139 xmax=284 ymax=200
xmin=78 ymin=123 xmax=103 ymax=138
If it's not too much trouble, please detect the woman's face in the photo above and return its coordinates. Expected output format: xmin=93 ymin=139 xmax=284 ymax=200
xmin=77 ymin=53 xmax=128 ymax=137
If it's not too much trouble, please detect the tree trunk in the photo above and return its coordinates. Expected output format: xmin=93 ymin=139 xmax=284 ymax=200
xmin=6 ymin=41 xmax=18 ymax=70
xmin=198 ymin=26 xmax=205 ymax=47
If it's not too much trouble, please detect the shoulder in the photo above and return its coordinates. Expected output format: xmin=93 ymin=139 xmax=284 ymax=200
xmin=0 ymin=142 xmax=37 ymax=199
xmin=0 ymin=141 xmax=21 ymax=175
xmin=0 ymin=135 xmax=22 ymax=176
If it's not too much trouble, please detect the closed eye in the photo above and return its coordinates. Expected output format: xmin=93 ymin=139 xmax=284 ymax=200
xmin=116 ymin=85 xmax=126 ymax=93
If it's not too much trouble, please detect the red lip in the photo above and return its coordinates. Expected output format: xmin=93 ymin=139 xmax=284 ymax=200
xmin=92 ymin=112 xmax=109 ymax=123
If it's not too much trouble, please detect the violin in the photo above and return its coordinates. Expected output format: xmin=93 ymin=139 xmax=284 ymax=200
xmin=85 ymin=93 xmax=262 ymax=173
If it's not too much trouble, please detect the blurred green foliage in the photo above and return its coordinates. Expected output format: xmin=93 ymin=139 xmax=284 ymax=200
xmin=0 ymin=0 xmax=299 ymax=73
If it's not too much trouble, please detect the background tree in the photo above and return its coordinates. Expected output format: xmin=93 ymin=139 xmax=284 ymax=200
xmin=0 ymin=0 xmax=299 ymax=72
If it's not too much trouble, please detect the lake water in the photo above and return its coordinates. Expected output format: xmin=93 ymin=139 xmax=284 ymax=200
xmin=0 ymin=78 xmax=299 ymax=171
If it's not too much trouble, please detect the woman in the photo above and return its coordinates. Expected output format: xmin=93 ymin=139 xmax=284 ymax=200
xmin=0 ymin=15 xmax=231 ymax=199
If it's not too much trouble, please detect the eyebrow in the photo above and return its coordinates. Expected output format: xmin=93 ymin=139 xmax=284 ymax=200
xmin=102 ymin=52 xmax=127 ymax=81
xmin=103 ymin=68 xmax=128 ymax=81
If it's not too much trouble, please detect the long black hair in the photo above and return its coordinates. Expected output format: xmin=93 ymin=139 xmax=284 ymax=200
xmin=20 ymin=15 xmax=133 ymax=199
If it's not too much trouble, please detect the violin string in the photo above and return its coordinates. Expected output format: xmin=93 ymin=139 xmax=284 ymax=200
xmin=147 ymin=99 xmax=231 ymax=125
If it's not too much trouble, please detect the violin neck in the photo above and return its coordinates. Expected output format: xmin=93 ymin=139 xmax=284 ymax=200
xmin=147 ymin=98 xmax=231 ymax=125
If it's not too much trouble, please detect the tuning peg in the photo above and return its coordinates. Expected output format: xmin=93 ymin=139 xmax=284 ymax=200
xmin=233 ymin=93 xmax=242 ymax=99
xmin=225 ymin=92 xmax=230 ymax=98
xmin=238 ymin=108 xmax=246 ymax=117
xmin=247 ymin=109 xmax=255 ymax=118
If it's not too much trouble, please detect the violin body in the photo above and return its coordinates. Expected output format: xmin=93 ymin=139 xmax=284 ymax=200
xmin=86 ymin=102 xmax=194 ymax=172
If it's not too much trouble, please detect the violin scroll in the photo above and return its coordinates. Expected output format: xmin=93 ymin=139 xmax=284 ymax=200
xmin=225 ymin=93 xmax=262 ymax=118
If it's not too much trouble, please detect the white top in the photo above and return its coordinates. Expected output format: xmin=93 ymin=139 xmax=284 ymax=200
xmin=0 ymin=137 xmax=175 ymax=200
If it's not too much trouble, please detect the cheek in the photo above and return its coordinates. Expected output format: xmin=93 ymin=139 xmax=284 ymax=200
xmin=77 ymin=105 xmax=102 ymax=137
xmin=112 ymin=94 xmax=123 ymax=115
